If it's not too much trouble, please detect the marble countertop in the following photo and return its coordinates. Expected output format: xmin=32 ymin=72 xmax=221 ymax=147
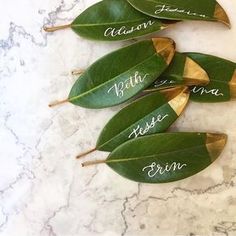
xmin=1 ymin=0 xmax=236 ymax=235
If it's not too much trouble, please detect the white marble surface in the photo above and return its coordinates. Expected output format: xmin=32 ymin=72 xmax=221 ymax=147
xmin=1 ymin=0 xmax=236 ymax=235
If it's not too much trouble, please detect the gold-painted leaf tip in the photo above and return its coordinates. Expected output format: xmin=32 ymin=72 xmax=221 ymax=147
xmin=214 ymin=3 xmax=231 ymax=28
xmin=183 ymin=57 xmax=210 ymax=86
xmin=152 ymin=38 xmax=176 ymax=65
xmin=206 ymin=133 xmax=228 ymax=162
xmin=167 ymin=86 xmax=190 ymax=116
xmin=229 ymin=69 xmax=236 ymax=99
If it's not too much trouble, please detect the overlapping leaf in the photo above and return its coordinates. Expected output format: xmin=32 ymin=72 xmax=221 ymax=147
xmin=146 ymin=52 xmax=209 ymax=91
xmin=185 ymin=53 xmax=236 ymax=102
xmin=83 ymin=133 xmax=227 ymax=183
xmin=44 ymin=0 xmax=177 ymax=41
xmin=95 ymin=87 xmax=189 ymax=152
xmin=68 ymin=38 xmax=175 ymax=109
xmin=127 ymin=0 xmax=230 ymax=26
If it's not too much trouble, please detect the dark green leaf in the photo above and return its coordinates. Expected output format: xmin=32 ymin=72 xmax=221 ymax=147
xmin=146 ymin=52 xmax=209 ymax=91
xmin=68 ymin=38 xmax=175 ymax=109
xmin=70 ymin=0 xmax=176 ymax=41
xmin=84 ymin=133 xmax=227 ymax=183
xmin=127 ymin=0 xmax=230 ymax=26
xmin=96 ymin=87 xmax=189 ymax=152
xmin=185 ymin=53 xmax=236 ymax=103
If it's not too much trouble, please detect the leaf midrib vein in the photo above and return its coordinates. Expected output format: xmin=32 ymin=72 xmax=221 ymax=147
xmin=72 ymin=18 xmax=160 ymax=27
xmin=106 ymin=143 xmax=207 ymax=164
xmin=69 ymin=53 xmax=158 ymax=103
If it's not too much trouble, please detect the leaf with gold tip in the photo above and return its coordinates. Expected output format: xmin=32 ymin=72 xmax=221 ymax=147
xmin=77 ymin=86 xmax=189 ymax=158
xmin=146 ymin=52 xmax=209 ymax=91
xmin=82 ymin=132 xmax=227 ymax=183
xmin=43 ymin=0 xmax=176 ymax=41
xmin=185 ymin=53 xmax=236 ymax=103
xmin=127 ymin=0 xmax=230 ymax=27
xmin=49 ymin=38 xmax=175 ymax=109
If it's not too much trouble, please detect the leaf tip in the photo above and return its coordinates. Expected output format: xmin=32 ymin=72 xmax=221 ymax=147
xmin=206 ymin=133 xmax=228 ymax=162
xmin=167 ymin=87 xmax=190 ymax=116
xmin=183 ymin=57 xmax=210 ymax=86
xmin=214 ymin=3 xmax=231 ymax=28
xmin=229 ymin=69 xmax=236 ymax=99
xmin=152 ymin=37 xmax=176 ymax=65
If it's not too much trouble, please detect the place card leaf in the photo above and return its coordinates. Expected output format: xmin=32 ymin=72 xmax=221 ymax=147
xmin=127 ymin=0 xmax=230 ymax=26
xmin=82 ymin=133 xmax=227 ymax=183
xmin=44 ymin=0 xmax=176 ymax=41
xmin=77 ymin=87 xmax=189 ymax=158
xmin=185 ymin=53 xmax=236 ymax=102
xmin=49 ymin=38 xmax=175 ymax=109
xmin=146 ymin=52 xmax=209 ymax=91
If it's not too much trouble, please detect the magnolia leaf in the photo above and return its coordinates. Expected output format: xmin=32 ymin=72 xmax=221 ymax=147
xmin=49 ymin=38 xmax=175 ymax=109
xmin=44 ymin=0 xmax=176 ymax=41
xmin=82 ymin=133 xmax=227 ymax=183
xmin=127 ymin=0 xmax=230 ymax=26
xmin=97 ymin=87 xmax=189 ymax=151
xmin=146 ymin=52 xmax=209 ymax=91
xmin=77 ymin=87 xmax=189 ymax=158
xmin=185 ymin=53 xmax=236 ymax=102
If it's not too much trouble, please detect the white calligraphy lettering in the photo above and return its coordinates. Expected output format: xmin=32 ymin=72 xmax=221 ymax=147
xmin=128 ymin=114 xmax=169 ymax=139
xmin=104 ymin=20 xmax=155 ymax=37
xmin=107 ymin=71 xmax=149 ymax=98
xmin=155 ymin=5 xmax=206 ymax=18
xmin=142 ymin=162 xmax=187 ymax=178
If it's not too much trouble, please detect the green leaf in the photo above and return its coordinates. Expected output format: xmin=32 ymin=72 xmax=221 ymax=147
xmin=185 ymin=53 xmax=236 ymax=103
xmin=83 ymin=133 xmax=227 ymax=183
xmin=96 ymin=87 xmax=189 ymax=152
xmin=146 ymin=52 xmax=209 ymax=91
xmin=127 ymin=0 xmax=230 ymax=26
xmin=68 ymin=38 xmax=175 ymax=109
xmin=43 ymin=0 xmax=177 ymax=41
xmin=71 ymin=0 xmax=176 ymax=41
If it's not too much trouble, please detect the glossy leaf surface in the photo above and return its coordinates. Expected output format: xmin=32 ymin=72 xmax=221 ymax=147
xmin=68 ymin=38 xmax=175 ymax=109
xmin=127 ymin=0 xmax=230 ymax=26
xmin=97 ymin=87 xmax=189 ymax=151
xmin=105 ymin=132 xmax=227 ymax=183
xmin=185 ymin=53 xmax=236 ymax=103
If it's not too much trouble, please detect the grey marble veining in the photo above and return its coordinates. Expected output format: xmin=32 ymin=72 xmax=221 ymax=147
xmin=0 ymin=0 xmax=236 ymax=235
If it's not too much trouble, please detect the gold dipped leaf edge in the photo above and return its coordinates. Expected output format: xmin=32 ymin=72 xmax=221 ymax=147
xmin=229 ymin=69 xmax=236 ymax=99
xmin=183 ymin=57 xmax=210 ymax=86
xmin=167 ymin=87 xmax=190 ymax=116
xmin=214 ymin=3 xmax=231 ymax=27
xmin=152 ymin=38 xmax=176 ymax=65
xmin=206 ymin=133 xmax=227 ymax=162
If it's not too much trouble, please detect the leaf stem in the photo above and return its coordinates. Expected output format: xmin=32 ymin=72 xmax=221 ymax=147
xmin=71 ymin=69 xmax=85 ymax=76
xmin=82 ymin=159 xmax=106 ymax=167
xmin=76 ymin=148 xmax=97 ymax=159
xmin=48 ymin=98 xmax=69 ymax=108
xmin=43 ymin=23 xmax=72 ymax=32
